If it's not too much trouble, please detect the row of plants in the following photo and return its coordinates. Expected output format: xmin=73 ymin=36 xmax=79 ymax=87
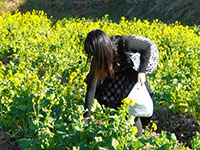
xmin=0 ymin=10 xmax=199 ymax=149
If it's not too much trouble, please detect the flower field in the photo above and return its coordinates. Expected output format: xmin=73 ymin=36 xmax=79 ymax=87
xmin=0 ymin=11 xmax=199 ymax=149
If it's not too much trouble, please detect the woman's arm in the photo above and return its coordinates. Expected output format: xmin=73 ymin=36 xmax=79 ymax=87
xmin=123 ymin=35 xmax=153 ymax=73
xmin=84 ymin=61 xmax=98 ymax=118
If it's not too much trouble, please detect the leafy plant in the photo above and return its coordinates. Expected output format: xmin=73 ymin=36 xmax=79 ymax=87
xmin=0 ymin=10 xmax=199 ymax=149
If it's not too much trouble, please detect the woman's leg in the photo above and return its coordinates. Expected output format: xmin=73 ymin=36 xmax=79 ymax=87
xmin=140 ymin=117 xmax=152 ymax=129
xmin=141 ymin=80 xmax=154 ymax=129
xmin=135 ymin=117 xmax=143 ymax=137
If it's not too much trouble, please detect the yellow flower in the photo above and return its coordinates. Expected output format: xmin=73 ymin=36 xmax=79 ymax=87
xmin=1 ymin=65 xmax=6 ymax=71
xmin=0 ymin=73 xmax=4 ymax=78
xmin=8 ymin=70 xmax=13 ymax=76
xmin=104 ymin=14 xmax=109 ymax=18
xmin=61 ymin=58 xmax=65 ymax=62
xmin=155 ymin=19 xmax=159 ymax=23
xmin=0 ymin=61 xmax=6 ymax=71
xmin=132 ymin=126 xmax=138 ymax=135
xmin=34 ymin=52 xmax=39 ymax=59
xmin=27 ymin=50 xmax=31 ymax=56
xmin=179 ymin=53 xmax=184 ymax=58
xmin=59 ymin=66 xmax=64 ymax=72
xmin=9 ymin=78 xmax=20 ymax=86
xmin=60 ymin=49 xmax=64 ymax=53
xmin=129 ymin=98 xmax=135 ymax=107
xmin=122 ymin=98 xmax=135 ymax=106
xmin=28 ymin=75 xmax=39 ymax=82
xmin=70 ymin=72 xmax=77 ymax=79
xmin=152 ymin=123 xmax=157 ymax=131
xmin=81 ymin=75 xmax=86 ymax=80
xmin=14 ymin=73 xmax=25 ymax=79
xmin=74 ymin=78 xmax=79 ymax=84
xmin=76 ymin=68 xmax=81 ymax=73
xmin=122 ymin=98 xmax=129 ymax=105
xmin=18 ymin=61 xmax=26 ymax=70
xmin=159 ymin=64 xmax=164 ymax=70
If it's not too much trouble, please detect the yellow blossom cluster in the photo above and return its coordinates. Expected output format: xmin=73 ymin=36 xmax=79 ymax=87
xmin=122 ymin=98 xmax=135 ymax=107
xmin=0 ymin=61 xmax=6 ymax=79
xmin=0 ymin=10 xmax=199 ymax=125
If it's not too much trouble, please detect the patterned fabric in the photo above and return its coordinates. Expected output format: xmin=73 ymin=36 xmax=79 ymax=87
xmin=126 ymin=35 xmax=159 ymax=74
xmin=95 ymin=70 xmax=137 ymax=109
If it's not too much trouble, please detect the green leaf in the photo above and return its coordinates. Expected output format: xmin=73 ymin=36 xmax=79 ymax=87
xmin=168 ymin=133 xmax=177 ymax=141
xmin=30 ymin=120 xmax=38 ymax=130
xmin=18 ymin=105 xmax=27 ymax=111
xmin=17 ymin=138 xmax=33 ymax=149
xmin=29 ymin=144 xmax=42 ymax=150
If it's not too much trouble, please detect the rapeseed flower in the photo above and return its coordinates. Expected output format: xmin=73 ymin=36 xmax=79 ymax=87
xmin=132 ymin=126 xmax=138 ymax=135
xmin=152 ymin=123 xmax=157 ymax=131
xmin=28 ymin=75 xmax=39 ymax=82
xmin=0 ymin=64 xmax=6 ymax=71
xmin=18 ymin=61 xmax=26 ymax=70
xmin=122 ymin=98 xmax=135 ymax=107
xmin=0 ymin=73 xmax=4 ymax=78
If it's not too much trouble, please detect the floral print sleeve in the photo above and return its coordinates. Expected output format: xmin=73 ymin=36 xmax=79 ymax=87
xmin=123 ymin=35 xmax=159 ymax=74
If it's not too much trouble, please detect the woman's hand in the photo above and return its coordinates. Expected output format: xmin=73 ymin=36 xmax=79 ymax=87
xmin=84 ymin=117 xmax=90 ymax=124
xmin=138 ymin=72 xmax=146 ymax=84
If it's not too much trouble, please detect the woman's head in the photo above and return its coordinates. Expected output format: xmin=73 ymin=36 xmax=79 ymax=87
xmin=84 ymin=29 xmax=114 ymax=81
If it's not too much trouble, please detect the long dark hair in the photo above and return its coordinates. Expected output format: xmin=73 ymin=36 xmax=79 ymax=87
xmin=84 ymin=29 xmax=116 ymax=81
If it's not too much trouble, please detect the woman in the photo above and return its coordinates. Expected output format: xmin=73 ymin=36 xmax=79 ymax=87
xmin=83 ymin=29 xmax=158 ymax=137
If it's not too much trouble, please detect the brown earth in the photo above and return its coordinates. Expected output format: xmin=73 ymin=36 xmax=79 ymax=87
xmin=151 ymin=108 xmax=200 ymax=148
xmin=0 ymin=131 xmax=20 ymax=150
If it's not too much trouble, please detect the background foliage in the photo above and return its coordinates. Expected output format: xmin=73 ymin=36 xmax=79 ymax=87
xmin=0 ymin=10 xmax=199 ymax=149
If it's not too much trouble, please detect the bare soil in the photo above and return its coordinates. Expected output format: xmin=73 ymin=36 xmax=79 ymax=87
xmin=0 ymin=131 xmax=20 ymax=150
xmin=151 ymin=108 xmax=200 ymax=148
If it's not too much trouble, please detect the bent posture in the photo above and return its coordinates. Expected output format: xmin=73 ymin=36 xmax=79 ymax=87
xmin=83 ymin=29 xmax=158 ymax=137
